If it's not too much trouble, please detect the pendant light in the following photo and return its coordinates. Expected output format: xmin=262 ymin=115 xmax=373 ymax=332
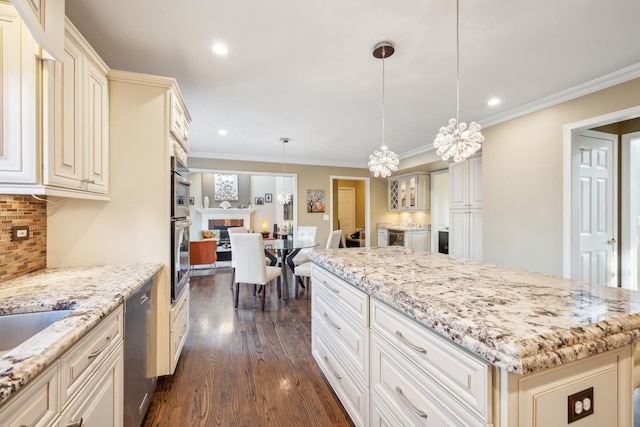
xmin=433 ymin=0 xmax=484 ymax=163
xmin=368 ymin=41 xmax=399 ymax=178
xmin=278 ymin=138 xmax=292 ymax=204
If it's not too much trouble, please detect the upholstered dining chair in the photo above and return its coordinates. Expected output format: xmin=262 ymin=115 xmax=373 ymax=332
xmin=229 ymin=233 xmax=282 ymax=311
xmin=291 ymin=225 xmax=318 ymax=266
xmin=190 ymin=239 xmax=217 ymax=270
xmin=294 ymin=229 xmax=342 ymax=297
xmin=227 ymin=226 xmax=248 ymax=287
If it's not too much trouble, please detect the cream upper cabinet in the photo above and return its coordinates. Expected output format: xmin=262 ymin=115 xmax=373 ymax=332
xmin=0 ymin=3 xmax=39 ymax=184
xmin=449 ymin=154 xmax=482 ymax=260
xmin=11 ymin=0 xmax=65 ymax=60
xmin=170 ymin=89 xmax=191 ymax=152
xmin=43 ymin=18 xmax=109 ymax=197
xmin=388 ymin=173 xmax=429 ymax=211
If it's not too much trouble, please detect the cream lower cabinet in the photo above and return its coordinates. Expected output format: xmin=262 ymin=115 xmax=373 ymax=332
xmin=311 ymin=266 xmax=370 ymax=427
xmin=404 ymin=230 xmax=429 ymax=252
xmin=42 ymin=18 xmax=109 ymax=198
xmin=169 ymin=285 xmax=190 ymax=373
xmin=312 ymin=265 xmax=635 ymax=427
xmin=0 ymin=306 xmax=124 ymax=427
xmin=377 ymin=229 xmax=388 ymax=247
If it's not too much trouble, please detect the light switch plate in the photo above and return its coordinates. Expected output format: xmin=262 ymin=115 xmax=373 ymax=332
xmin=323 ymin=214 xmax=329 ymax=221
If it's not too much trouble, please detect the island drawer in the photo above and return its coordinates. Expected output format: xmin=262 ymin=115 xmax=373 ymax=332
xmin=313 ymin=266 xmax=368 ymax=325
xmin=60 ymin=306 xmax=124 ymax=405
xmin=312 ymin=323 xmax=368 ymax=427
xmin=170 ymin=284 xmax=190 ymax=332
xmin=371 ymin=331 xmax=487 ymax=426
xmin=370 ymin=299 xmax=491 ymax=421
xmin=312 ymin=287 xmax=369 ymax=381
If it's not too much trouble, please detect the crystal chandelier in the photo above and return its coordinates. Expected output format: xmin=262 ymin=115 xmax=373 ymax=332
xmin=278 ymin=138 xmax=292 ymax=204
xmin=433 ymin=0 xmax=484 ymax=163
xmin=368 ymin=41 xmax=399 ymax=178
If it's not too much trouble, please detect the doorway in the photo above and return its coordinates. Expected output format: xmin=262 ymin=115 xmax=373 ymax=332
xmin=563 ymin=106 xmax=640 ymax=289
xmin=337 ymin=187 xmax=356 ymax=238
xmin=330 ymin=176 xmax=370 ymax=247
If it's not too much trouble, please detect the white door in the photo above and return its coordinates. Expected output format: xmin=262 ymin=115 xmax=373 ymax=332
xmin=338 ymin=187 xmax=356 ymax=238
xmin=577 ymin=131 xmax=618 ymax=286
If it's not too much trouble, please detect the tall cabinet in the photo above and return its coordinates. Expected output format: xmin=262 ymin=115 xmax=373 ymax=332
xmin=449 ymin=155 xmax=482 ymax=260
xmin=47 ymin=70 xmax=192 ymax=376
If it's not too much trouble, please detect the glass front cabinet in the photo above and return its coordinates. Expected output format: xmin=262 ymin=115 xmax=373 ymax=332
xmin=388 ymin=173 xmax=429 ymax=211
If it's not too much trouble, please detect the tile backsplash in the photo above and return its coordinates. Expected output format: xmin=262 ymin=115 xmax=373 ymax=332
xmin=0 ymin=195 xmax=47 ymax=282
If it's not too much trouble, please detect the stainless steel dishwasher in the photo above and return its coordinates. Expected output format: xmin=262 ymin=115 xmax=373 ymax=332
xmin=124 ymin=274 xmax=157 ymax=427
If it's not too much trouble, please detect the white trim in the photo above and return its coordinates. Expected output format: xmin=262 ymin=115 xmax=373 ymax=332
xmin=562 ymin=105 xmax=640 ymax=279
xmin=621 ymin=132 xmax=640 ymax=289
xmin=430 ymin=169 xmax=449 ymax=253
xmin=329 ymin=175 xmax=371 ymax=248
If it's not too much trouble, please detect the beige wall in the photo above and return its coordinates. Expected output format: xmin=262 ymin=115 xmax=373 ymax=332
xmin=188 ymin=157 xmax=387 ymax=246
xmin=481 ymin=77 xmax=640 ymax=276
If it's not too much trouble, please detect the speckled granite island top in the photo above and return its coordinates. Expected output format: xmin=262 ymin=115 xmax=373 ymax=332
xmin=376 ymin=222 xmax=430 ymax=231
xmin=309 ymin=247 xmax=640 ymax=375
xmin=0 ymin=263 xmax=163 ymax=405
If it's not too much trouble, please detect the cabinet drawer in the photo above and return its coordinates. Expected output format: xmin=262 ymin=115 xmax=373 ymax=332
xmin=170 ymin=298 xmax=189 ymax=371
xmin=312 ymin=289 xmax=368 ymax=380
xmin=0 ymin=362 xmax=59 ymax=427
xmin=312 ymin=325 xmax=368 ymax=427
xmin=371 ymin=299 xmax=490 ymax=421
xmin=371 ymin=332 xmax=486 ymax=427
xmin=59 ymin=342 xmax=123 ymax=427
xmin=170 ymin=285 xmax=189 ymax=332
xmin=313 ymin=267 xmax=368 ymax=325
xmin=60 ymin=306 xmax=123 ymax=405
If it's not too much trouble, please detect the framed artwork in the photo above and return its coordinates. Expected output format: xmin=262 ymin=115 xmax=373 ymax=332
xmin=214 ymin=174 xmax=238 ymax=201
xmin=255 ymin=197 xmax=264 ymax=205
xmin=265 ymin=193 xmax=273 ymax=203
xmin=189 ymin=197 xmax=195 ymax=205
xmin=307 ymin=189 xmax=325 ymax=213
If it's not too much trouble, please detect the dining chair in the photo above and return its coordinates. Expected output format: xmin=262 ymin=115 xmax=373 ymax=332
xmin=190 ymin=239 xmax=217 ymax=270
xmin=294 ymin=229 xmax=342 ymax=297
xmin=291 ymin=226 xmax=318 ymax=267
xmin=227 ymin=227 xmax=248 ymax=287
xmin=229 ymin=233 xmax=282 ymax=311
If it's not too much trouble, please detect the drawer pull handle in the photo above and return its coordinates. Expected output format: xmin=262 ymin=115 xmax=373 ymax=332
xmin=323 ymin=355 xmax=342 ymax=380
xmin=323 ymin=281 xmax=340 ymax=293
xmin=66 ymin=417 xmax=84 ymax=427
xmin=395 ymin=331 xmax=427 ymax=354
xmin=323 ymin=313 xmax=341 ymax=330
xmin=395 ymin=386 xmax=428 ymax=419
xmin=88 ymin=336 xmax=112 ymax=360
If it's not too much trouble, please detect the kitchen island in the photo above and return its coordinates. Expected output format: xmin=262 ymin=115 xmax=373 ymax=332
xmin=309 ymin=246 xmax=639 ymax=426
xmin=0 ymin=262 xmax=162 ymax=418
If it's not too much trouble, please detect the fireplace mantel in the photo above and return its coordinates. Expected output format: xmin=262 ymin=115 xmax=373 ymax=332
xmin=196 ymin=208 xmax=255 ymax=230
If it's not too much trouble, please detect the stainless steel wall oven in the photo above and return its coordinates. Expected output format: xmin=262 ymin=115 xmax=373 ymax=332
xmin=171 ymin=157 xmax=191 ymax=301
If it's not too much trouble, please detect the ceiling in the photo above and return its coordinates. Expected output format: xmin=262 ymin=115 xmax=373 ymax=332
xmin=65 ymin=0 xmax=640 ymax=168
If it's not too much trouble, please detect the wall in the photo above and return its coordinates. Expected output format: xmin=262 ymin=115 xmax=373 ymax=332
xmin=188 ymin=157 xmax=385 ymax=246
xmin=481 ymin=77 xmax=640 ymax=276
xmin=0 ymin=195 xmax=46 ymax=282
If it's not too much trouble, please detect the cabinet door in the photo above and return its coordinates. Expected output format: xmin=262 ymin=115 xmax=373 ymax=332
xmin=12 ymin=0 xmax=65 ymax=60
xmin=388 ymin=178 xmax=399 ymax=210
xmin=45 ymin=36 xmax=83 ymax=188
xmin=0 ymin=5 xmax=38 ymax=184
xmin=405 ymin=231 xmax=429 ymax=252
xmin=377 ymin=229 xmax=388 ymax=247
xmin=449 ymin=162 xmax=468 ymax=209
xmin=468 ymin=156 xmax=483 ymax=208
xmin=84 ymin=58 xmax=109 ymax=193
xmin=469 ymin=209 xmax=483 ymax=260
xmin=60 ymin=344 xmax=123 ymax=427
xmin=449 ymin=210 xmax=469 ymax=258
xmin=417 ymin=174 xmax=430 ymax=210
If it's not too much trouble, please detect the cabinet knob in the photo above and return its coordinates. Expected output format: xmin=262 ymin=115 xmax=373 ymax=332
xmin=607 ymin=238 xmax=617 ymax=245
xmin=66 ymin=417 xmax=84 ymax=427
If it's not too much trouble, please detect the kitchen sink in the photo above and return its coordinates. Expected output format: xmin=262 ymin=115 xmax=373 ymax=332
xmin=0 ymin=309 xmax=75 ymax=353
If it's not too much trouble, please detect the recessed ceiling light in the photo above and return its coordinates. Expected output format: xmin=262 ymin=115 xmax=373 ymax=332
xmin=218 ymin=129 xmax=228 ymax=136
xmin=211 ymin=43 xmax=228 ymax=55
xmin=488 ymin=98 xmax=501 ymax=106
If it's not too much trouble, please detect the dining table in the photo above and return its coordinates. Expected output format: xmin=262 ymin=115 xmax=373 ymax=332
xmin=264 ymin=237 xmax=318 ymax=299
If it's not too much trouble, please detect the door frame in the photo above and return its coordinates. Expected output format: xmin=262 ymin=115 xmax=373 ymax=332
xmin=562 ymin=105 xmax=640 ymax=279
xmin=621 ymin=131 xmax=640 ymax=289
xmin=330 ymin=176 xmax=370 ymax=248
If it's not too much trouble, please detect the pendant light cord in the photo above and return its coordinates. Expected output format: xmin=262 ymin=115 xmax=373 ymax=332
xmin=456 ymin=0 xmax=460 ymax=124
xmin=382 ymin=46 xmax=386 ymax=148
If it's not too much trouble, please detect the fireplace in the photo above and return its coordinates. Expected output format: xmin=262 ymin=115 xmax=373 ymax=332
xmin=196 ymin=208 xmax=255 ymax=261
xmin=208 ymin=219 xmax=244 ymax=244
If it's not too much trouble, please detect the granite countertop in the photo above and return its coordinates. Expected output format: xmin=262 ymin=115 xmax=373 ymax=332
xmin=309 ymin=247 xmax=640 ymax=374
xmin=377 ymin=223 xmax=430 ymax=231
xmin=0 ymin=263 xmax=163 ymax=405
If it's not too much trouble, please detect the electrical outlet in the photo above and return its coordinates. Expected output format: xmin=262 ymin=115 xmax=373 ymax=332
xmin=567 ymin=387 xmax=594 ymax=423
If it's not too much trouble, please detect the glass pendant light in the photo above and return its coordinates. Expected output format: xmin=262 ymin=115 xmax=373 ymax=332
xmin=368 ymin=41 xmax=399 ymax=178
xmin=433 ymin=0 xmax=484 ymax=163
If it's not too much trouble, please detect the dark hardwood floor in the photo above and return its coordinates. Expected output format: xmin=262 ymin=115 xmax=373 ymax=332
xmin=142 ymin=268 xmax=354 ymax=427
